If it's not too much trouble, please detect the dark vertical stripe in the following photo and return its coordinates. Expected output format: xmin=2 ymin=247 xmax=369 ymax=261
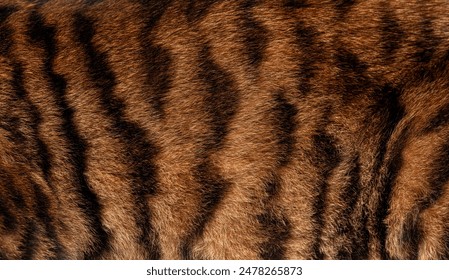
xmin=19 ymin=220 xmax=37 ymax=259
xmin=181 ymin=161 xmax=231 ymax=259
xmin=1 ymin=7 xmax=61 ymax=258
xmin=258 ymin=92 xmax=296 ymax=259
xmin=139 ymin=0 xmax=171 ymax=30
xmin=28 ymin=11 xmax=109 ymax=259
xmin=140 ymin=0 xmax=173 ymax=118
xmin=311 ymin=130 xmax=342 ymax=259
xmin=185 ymin=0 xmax=217 ymax=23
xmin=414 ymin=46 xmax=449 ymax=84
xmin=0 ymin=26 xmax=13 ymax=55
xmin=0 ymin=6 xmax=15 ymax=56
xmin=0 ymin=114 xmax=26 ymax=144
xmin=295 ymin=22 xmax=322 ymax=96
xmin=240 ymin=0 xmax=268 ymax=68
xmin=0 ymin=171 xmax=25 ymax=252
xmin=378 ymin=126 xmax=410 ymax=259
xmin=0 ymin=197 xmax=17 ymax=232
xmin=272 ymin=91 xmax=298 ymax=166
xmin=346 ymin=156 xmax=369 ymax=259
xmin=141 ymin=45 xmax=171 ymax=118
xmin=335 ymin=155 xmax=369 ymax=259
xmin=74 ymin=13 xmax=161 ymax=259
xmin=335 ymin=47 xmax=371 ymax=98
xmin=180 ymin=45 xmax=239 ymax=259
xmin=11 ymin=65 xmax=52 ymax=181
xmin=32 ymin=183 xmax=65 ymax=259
xmin=1 ymin=8 xmax=49 ymax=169
xmin=370 ymin=84 xmax=406 ymax=259
xmin=258 ymin=212 xmax=291 ymax=259
xmin=198 ymin=46 xmax=239 ymax=149
xmin=258 ymin=177 xmax=291 ymax=259
xmin=379 ymin=5 xmax=405 ymax=62
xmin=414 ymin=15 xmax=440 ymax=64
xmin=0 ymin=168 xmax=26 ymax=210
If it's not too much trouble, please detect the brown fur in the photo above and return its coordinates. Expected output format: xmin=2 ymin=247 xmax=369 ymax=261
xmin=1 ymin=0 xmax=449 ymax=259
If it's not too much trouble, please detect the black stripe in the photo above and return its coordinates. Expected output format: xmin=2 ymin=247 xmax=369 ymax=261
xmin=0 ymin=27 xmax=12 ymax=56
xmin=311 ymin=130 xmax=342 ymax=259
xmin=32 ymin=183 xmax=65 ymax=259
xmin=19 ymin=220 xmax=38 ymax=259
xmin=258 ymin=212 xmax=291 ymax=259
xmin=180 ymin=45 xmax=239 ymax=259
xmin=378 ymin=128 xmax=409 ymax=260
xmin=413 ymin=46 xmax=449 ymax=85
xmin=272 ymin=91 xmax=298 ymax=166
xmin=346 ymin=156 xmax=369 ymax=259
xmin=370 ymin=84 xmax=404 ymax=179
xmin=258 ymin=177 xmax=291 ymax=259
xmin=74 ymin=13 xmax=161 ymax=259
xmin=140 ymin=0 xmax=173 ymax=118
xmin=335 ymin=47 xmax=371 ymax=98
xmin=1 ymin=11 xmax=53 ymax=184
xmin=139 ymin=0 xmax=171 ymax=30
xmin=335 ymin=0 xmax=356 ymax=18
xmin=335 ymin=155 xmax=369 ymax=259
xmin=0 ymin=6 xmax=16 ymax=56
xmin=181 ymin=161 xmax=231 ymax=259
xmin=422 ymin=104 xmax=449 ymax=134
xmin=257 ymin=91 xmax=296 ymax=259
xmin=185 ymin=0 xmax=217 ymax=23
xmin=0 ymin=197 xmax=17 ymax=232
xmin=295 ymin=22 xmax=322 ymax=96
xmin=142 ymin=45 xmax=171 ymax=118
xmin=0 ymin=114 xmax=26 ymax=144
xmin=28 ymin=11 xmax=109 ymax=259
xmin=354 ymin=209 xmax=370 ymax=259
xmin=0 ymin=6 xmax=16 ymax=24
xmin=369 ymin=84 xmax=405 ymax=259
xmin=284 ymin=0 xmax=310 ymax=9
xmin=414 ymin=15 xmax=440 ymax=64
xmin=0 ymin=170 xmax=21 ymax=233
xmin=11 ymin=64 xmax=53 ymax=181
xmin=377 ymin=126 xmax=410 ymax=259
xmin=0 ymin=168 xmax=25 ymax=210
xmin=379 ymin=6 xmax=405 ymax=62
xmin=0 ymin=21 xmax=14 ymax=56
xmin=240 ymin=0 xmax=268 ymax=68
xmin=198 ymin=46 xmax=239 ymax=149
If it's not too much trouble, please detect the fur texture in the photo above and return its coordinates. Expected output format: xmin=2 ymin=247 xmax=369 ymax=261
xmin=1 ymin=0 xmax=449 ymax=259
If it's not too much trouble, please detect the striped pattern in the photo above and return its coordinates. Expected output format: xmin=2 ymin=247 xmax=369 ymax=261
xmin=1 ymin=0 xmax=449 ymax=259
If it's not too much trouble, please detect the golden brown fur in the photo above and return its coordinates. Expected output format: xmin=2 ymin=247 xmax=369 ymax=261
xmin=1 ymin=0 xmax=449 ymax=259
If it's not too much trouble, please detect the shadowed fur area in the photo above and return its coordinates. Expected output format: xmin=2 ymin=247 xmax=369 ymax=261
xmin=1 ymin=0 xmax=449 ymax=259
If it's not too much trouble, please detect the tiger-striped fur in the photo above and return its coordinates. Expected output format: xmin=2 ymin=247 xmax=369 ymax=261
xmin=1 ymin=0 xmax=449 ymax=259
